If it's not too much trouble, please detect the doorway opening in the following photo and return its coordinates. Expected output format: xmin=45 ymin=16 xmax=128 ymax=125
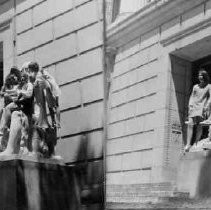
xmin=190 ymin=55 xmax=211 ymax=142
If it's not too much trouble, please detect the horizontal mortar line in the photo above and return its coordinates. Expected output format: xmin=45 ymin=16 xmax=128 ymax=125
xmin=0 ymin=24 xmax=10 ymax=33
xmin=16 ymin=0 xmax=47 ymax=16
xmin=17 ymin=27 xmax=33 ymax=36
xmin=17 ymin=9 xmax=102 ymax=37
xmin=113 ymin=58 xmax=158 ymax=80
xmin=117 ymin=23 xmax=162 ymax=50
xmin=18 ymin=43 xmax=102 ymax=69
xmin=16 ymin=0 xmax=93 ymax=22
xmin=17 ymin=20 xmax=102 ymax=52
xmin=58 ymin=127 xmax=103 ymax=140
xmin=107 ymin=129 xmax=154 ymax=141
xmin=17 ymin=40 xmax=54 ymax=56
xmin=0 ymin=0 xmax=9 ymax=6
xmin=41 ymin=45 xmax=103 ymax=68
xmin=33 ymin=9 xmax=75 ymax=28
xmin=107 ymin=148 xmax=153 ymax=157
xmin=112 ymin=75 xmax=158 ymax=94
xmin=59 ymin=72 xmax=103 ymax=88
xmin=110 ymin=92 xmax=156 ymax=109
xmin=107 ymin=167 xmax=152 ymax=174
xmin=108 ymin=110 xmax=155 ymax=126
xmin=54 ymin=20 xmax=101 ymax=41
xmin=115 ymin=36 xmax=141 ymax=62
xmin=66 ymin=157 xmax=103 ymax=166
xmin=83 ymin=98 xmax=103 ymax=107
xmin=115 ymin=42 xmax=159 ymax=64
xmin=60 ymin=105 xmax=81 ymax=113
xmin=78 ymin=44 xmax=103 ymax=56
xmin=74 ymin=0 xmax=93 ymax=9
xmin=60 ymin=99 xmax=103 ymax=113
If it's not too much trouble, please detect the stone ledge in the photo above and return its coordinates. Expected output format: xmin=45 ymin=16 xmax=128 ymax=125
xmin=0 ymin=157 xmax=79 ymax=210
xmin=0 ymin=154 xmax=65 ymax=165
xmin=177 ymin=150 xmax=211 ymax=198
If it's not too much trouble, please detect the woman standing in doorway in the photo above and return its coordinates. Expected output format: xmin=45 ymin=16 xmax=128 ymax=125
xmin=185 ymin=69 xmax=211 ymax=152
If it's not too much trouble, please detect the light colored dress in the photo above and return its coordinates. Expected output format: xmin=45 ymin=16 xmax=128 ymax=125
xmin=188 ymin=84 xmax=210 ymax=119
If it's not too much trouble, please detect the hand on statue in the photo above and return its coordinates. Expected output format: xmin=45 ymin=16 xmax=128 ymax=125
xmin=35 ymin=78 xmax=47 ymax=89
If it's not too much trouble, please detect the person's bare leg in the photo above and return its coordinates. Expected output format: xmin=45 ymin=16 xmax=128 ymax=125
xmin=185 ymin=118 xmax=194 ymax=152
xmin=195 ymin=124 xmax=203 ymax=144
xmin=0 ymin=102 xmax=17 ymax=132
xmin=0 ymin=111 xmax=22 ymax=155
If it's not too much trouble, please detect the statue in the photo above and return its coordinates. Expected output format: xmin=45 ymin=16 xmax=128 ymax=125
xmin=0 ymin=62 xmax=61 ymax=159
xmin=185 ymin=69 xmax=211 ymax=152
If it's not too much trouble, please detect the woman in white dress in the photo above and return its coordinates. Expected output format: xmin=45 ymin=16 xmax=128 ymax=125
xmin=185 ymin=70 xmax=211 ymax=152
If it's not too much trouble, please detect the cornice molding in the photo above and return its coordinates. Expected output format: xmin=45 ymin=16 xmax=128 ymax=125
xmin=107 ymin=0 xmax=207 ymax=48
xmin=160 ymin=16 xmax=211 ymax=47
xmin=0 ymin=19 xmax=11 ymax=33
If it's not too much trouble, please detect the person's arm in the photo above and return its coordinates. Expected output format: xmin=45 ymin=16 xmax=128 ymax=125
xmin=18 ymin=83 xmax=33 ymax=99
xmin=0 ymin=86 xmax=5 ymax=97
xmin=204 ymin=84 xmax=211 ymax=109
xmin=188 ymin=85 xmax=196 ymax=106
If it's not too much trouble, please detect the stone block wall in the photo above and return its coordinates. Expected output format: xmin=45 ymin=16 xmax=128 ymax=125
xmin=0 ymin=0 xmax=104 ymax=209
xmin=106 ymin=0 xmax=211 ymax=203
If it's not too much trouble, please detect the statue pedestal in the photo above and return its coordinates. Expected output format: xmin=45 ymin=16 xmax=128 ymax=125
xmin=177 ymin=150 xmax=211 ymax=198
xmin=0 ymin=155 xmax=79 ymax=210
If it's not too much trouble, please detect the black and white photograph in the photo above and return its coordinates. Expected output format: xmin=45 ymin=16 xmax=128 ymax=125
xmin=1 ymin=0 xmax=211 ymax=209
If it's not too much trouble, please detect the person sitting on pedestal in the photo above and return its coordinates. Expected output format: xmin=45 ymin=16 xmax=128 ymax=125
xmin=0 ymin=69 xmax=34 ymax=153
xmin=185 ymin=69 xmax=211 ymax=152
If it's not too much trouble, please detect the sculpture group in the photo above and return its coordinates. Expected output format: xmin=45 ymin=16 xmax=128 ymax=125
xmin=0 ymin=62 xmax=61 ymax=158
xmin=185 ymin=69 xmax=211 ymax=152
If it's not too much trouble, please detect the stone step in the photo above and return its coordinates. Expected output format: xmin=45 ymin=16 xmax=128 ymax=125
xmin=107 ymin=197 xmax=211 ymax=210
xmin=107 ymin=191 xmax=174 ymax=197
xmin=107 ymin=191 xmax=192 ymax=208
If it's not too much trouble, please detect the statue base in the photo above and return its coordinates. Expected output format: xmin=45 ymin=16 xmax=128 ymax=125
xmin=177 ymin=150 xmax=211 ymax=198
xmin=0 ymin=155 xmax=79 ymax=210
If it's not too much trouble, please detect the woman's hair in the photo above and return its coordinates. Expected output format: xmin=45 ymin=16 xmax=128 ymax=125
xmin=28 ymin=62 xmax=39 ymax=73
xmin=10 ymin=66 xmax=21 ymax=82
xmin=4 ymin=74 xmax=18 ymax=89
xmin=198 ymin=69 xmax=210 ymax=84
xmin=19 ymin=72 xmax=29 ymax=88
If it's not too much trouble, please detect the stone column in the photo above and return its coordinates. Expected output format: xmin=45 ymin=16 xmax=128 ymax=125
xmin=104 ymin=46 xmax=116 ymax=202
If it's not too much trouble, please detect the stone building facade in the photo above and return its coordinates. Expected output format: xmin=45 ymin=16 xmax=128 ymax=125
xmin=0 ymin=0 xmax=104 ymax=209
xmin=106 ymin=0 xmax=211 ymax=204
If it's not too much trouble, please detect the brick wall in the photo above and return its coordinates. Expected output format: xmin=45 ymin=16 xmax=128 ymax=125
xmin=0 ymin=0 xmax=104 ymax=209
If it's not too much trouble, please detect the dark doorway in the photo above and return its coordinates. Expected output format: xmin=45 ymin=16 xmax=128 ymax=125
xmin=193 ymin=54 xmax=211 ymax=85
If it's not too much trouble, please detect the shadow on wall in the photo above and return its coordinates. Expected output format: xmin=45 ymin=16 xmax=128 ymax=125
xmin=74 ymin=134 xmax=104 ymax=210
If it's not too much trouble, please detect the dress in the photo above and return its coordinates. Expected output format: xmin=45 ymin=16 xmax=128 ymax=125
xmin=188 ymin=84 xmax=210 ymax=120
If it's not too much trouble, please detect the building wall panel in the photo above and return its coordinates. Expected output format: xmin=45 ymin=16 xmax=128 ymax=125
xmin=56 ymin=48 xmax=103 ymax=85
xmin=16 ymin=0 xmax=45 ymax=14
xmin=78 ymin=22 xmax=102 ymax=52
xmin=74 ymin=0 xmax=99 ymax=30
xmin=81 ymin=74 xmax=103 ymax=104
xmin=1 ymin=0 xmax=103 ymax=208
xmin=54 ymin=10 xmax=75 ymax=38
xmin=60 ymin=102 xmax=103 ymax=137
xmin=17 ymin=21 xmax=53 ymax=54
xmin=60 ymin=82 xmax=81 ymax=110
xmin=16 ymin=9 xmax=32 ymax=33
xmin=35 ymin=34 xmax=77 ymax=67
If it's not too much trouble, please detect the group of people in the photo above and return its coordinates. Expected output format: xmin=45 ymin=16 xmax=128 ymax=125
xmin=185 ymin=69 xmax=211 ymax=152
xmin=0 ymin=61 xmax=60 ymax=158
